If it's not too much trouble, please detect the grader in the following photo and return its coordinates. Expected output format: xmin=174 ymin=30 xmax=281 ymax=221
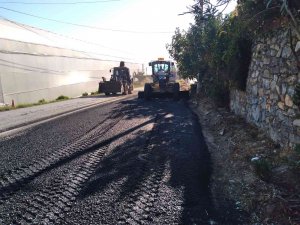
xmin=138 ymin=58 xmax=189 ymax=100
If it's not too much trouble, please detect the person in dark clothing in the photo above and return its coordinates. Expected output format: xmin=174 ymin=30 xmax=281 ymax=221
xmin=119 ymin=61 xmax=132 ymax=94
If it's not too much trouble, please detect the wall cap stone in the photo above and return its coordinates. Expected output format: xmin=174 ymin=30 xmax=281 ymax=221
xmin=293 ymin=119 xmax=300 ymax=127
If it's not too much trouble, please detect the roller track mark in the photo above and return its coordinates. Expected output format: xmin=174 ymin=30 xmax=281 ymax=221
xmin=117 ymin=113 xmax=168 ymax=225
xmin=0 ymin=111 xmax=124 ymax=201
xmin=118 ymin=161 xmax=166 ymax=225
xmin=12 ymin=145 xmax=109 ymax=225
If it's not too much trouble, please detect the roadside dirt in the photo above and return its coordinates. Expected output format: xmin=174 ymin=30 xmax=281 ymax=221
xmin=190 ymin=96 xmax=300 ymax=225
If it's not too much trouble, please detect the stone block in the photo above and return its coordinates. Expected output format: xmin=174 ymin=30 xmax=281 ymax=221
xmin=270 ymin=92 xmax=279 ymax=100
xmin=278 ymin=101 xmax=285 ymax=110
xmin=297 ymin=128 xmax=300 ymax=136
xmin=252 ymin=85 xmax=258 ymax=95
xmin=262 ymin=79 xmax=271 ymax=89
xmin=276 ymin=48 xmax=282 ymax=57
xmin=263 ymin=58 xmax=271 ymax=64
xmin=273 ymin=66 xmax=280 ymax=74
xmin=286 ymin=75 xmax=297 ymax=84
xmin=280 ymin=67 xmax=288 ymax=74
xmin=285 ymin=95 xmax=294 ymax=107
xmin=289 ymin=133 xmax=300 ymax=144
xmin=295 ymin=41 xmax=300 ymax=52
xmin=252 ymin=106 xmax=261 ymax=122
xmin=276 ymin=85 xmax=280 ymax=94
xmin=263 ymin=69 xmax=271 ymax=78
xmin=270 ymin=50 xmax=276 ymax=57
xmin=258 ymin=88 xmax=264 ymax=97
xmin=270 ymin=80 xmax=276 ymax=91
xmin=250 ymin=77 xmax=258 ymax=85
xmin=287 ymin=108 xmax=296 ymax=117
xmin=287 ymin=87 xmax=295 ymax=96
xmin=261 ymin=109 xmax=266 ymax=121
xmin=274 ymin=44 xmax=280 ymax=51
xmin=293 ymin=119 xmax=300 ymax=127
xmin=282 ymin=83 xmax=287 ymax=95
xmin=281 ymin=46 xmax=292 ymax=58
xmin=270 ymin=126 xmax=280 ymax=142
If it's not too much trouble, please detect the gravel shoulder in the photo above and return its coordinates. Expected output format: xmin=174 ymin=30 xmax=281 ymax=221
xmin=190 ymin=97 xmax=300 ymax=225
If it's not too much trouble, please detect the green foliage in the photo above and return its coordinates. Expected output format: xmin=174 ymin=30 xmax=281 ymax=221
xmin=167 ymin=0 xmax=300 ymax=105
xmin=252 ymin=158 xmax=271 ymax=181
xmin=38 ymin=99 xmax=46 ymax=104
xmin=295 ymin=144 xmax=300 ymax=154
xmin=82 ymin=92 xmax=88 ymax=97
xmin=56 ymin=95 xmax=69 ymax=101
xmin=90 ymin=91 xmax=98 ymax=95
xmin=167 ymin=5 xmax=252 ymax=105
xmin=290 ymin=144 xmax=300 ymax=171
xmin=0 ymin=95 xmax=71 ymax=112
xmin=0 ymin=106 xmax=11 ymax=112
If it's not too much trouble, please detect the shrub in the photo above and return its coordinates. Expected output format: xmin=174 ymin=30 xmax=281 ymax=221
xmin=91 ymin=91 xmax=98 ymax=95
xmin=252 ymin=158 xmax=271 ymax=181
xmin=38 ymin=99 xmax=46 ymax=104
xmin=82 ymin=92 xmax=88 ymax=97
xmin=56 ymin=95 xmax=69 ymax=101
xmin=17 ymin=103 xmax=32 ymax=108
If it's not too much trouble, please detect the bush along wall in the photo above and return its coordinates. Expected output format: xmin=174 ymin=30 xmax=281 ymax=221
xmin=168 ymin=0 xmax=300 ymax=145
xmin=231 ymin=28 xmax=300 ymax=147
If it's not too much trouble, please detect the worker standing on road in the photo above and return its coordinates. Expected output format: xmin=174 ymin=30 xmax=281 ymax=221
xmin=119 ymin=61 xmax=132 ymax=94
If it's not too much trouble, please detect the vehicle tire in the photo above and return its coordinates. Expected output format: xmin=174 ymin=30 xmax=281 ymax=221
xmin=173 ymin=83 xmax=180 ymax=100
xmin=128 ymin=84 xmax=132 ymax=94
xmin=138 ymin=91 xmax=144 ymax=99
xmin=144 ymin=83 xmax=152 ymax=100
xmin=105 ymin=92 xmax=110 ymax=96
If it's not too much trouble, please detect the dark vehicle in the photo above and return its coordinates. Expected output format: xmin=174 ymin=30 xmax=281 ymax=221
xmin=99 ymin=66 xmax=133 ymax=96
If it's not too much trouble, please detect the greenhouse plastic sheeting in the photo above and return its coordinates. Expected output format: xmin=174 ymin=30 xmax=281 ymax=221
xmin=0 ymin=39 xmax=142 ymax=105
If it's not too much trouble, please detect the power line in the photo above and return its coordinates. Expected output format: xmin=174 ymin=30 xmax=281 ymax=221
xmin=0 ymin=58 xmax=142 ymax=77
xmin=0 ymin=48 xmax=142 ymax=64
xmin=0 ymin=7 xmax=173 ymax=34
xmin=0 ymin=58 xmax=63 ymax=73
xmin=1 ymin=16 xmax=55 ymax=43
xmin=0 ymin=0 xmax=120 ymax=4
xmin=1 ymin=17 xmax=136 ymax=55
xmin=0 ymin=18 xmax=139 ymax=61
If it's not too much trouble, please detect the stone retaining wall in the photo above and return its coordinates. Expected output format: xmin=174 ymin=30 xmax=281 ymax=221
xmin=230 ymin=29 xmax=300 ymax=147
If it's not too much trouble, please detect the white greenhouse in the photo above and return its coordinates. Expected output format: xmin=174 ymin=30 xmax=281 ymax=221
xmin=0 ymin=19 xmax=143 ymax=105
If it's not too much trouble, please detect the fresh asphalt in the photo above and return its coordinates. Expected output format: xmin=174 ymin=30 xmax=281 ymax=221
xmin=0 ymin=95 xmax=246 ymax=224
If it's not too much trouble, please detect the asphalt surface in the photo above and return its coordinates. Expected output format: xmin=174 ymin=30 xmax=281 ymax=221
xmin=0 ymin=93 xmax=134 ymax=133
xmin=0 ymin=96 xmax=243 ymax=225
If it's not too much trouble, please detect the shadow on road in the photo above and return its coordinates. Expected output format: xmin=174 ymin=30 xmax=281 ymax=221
xmin=79 ymin=98 xmax=249 ymax=224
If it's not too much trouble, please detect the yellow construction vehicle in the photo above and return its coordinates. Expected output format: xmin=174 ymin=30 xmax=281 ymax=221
xmin=99 ymin=64 xmax=133 ymax=96
xmin=138 ymin=58 xmax=189 ymax=100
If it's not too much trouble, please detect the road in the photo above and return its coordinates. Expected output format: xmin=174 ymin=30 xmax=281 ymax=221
xmin=0 ymin=95 xmax=241 ymax=225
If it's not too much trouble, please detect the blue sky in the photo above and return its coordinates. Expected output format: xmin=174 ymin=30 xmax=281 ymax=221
xmin=0 ymin=0 xmax=237 ymax=62
xmin=0 ymin=0 xmax=126 ymax=33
